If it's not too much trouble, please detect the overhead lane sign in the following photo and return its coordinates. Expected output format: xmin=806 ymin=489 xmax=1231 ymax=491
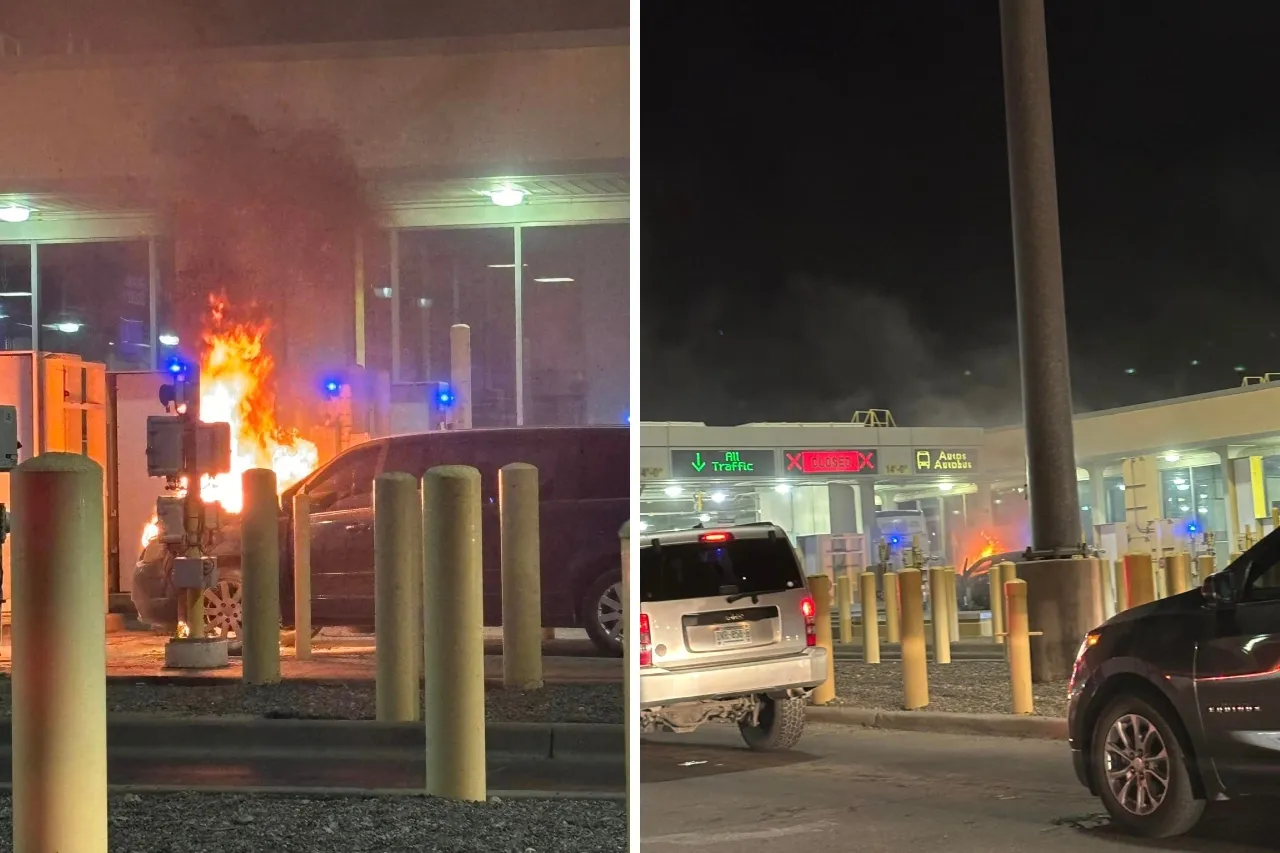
xmin=671 ymin=449 xmax=776 ymax=477
xmin=785 ymin=449 xmax=877 ymax=475
xmin=914 ymin=448 xmax=978 ymax=473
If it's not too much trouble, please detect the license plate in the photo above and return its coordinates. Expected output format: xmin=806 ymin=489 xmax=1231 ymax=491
xmin=715 ymin=624 xmax=751 ymax=647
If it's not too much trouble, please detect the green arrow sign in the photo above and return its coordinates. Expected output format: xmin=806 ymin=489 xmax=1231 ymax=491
xmin=692 ymin=452 xmax=706 ymax=472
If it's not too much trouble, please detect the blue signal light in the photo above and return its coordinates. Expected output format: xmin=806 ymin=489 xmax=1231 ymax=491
xmin=1187 ymin=521 xmax=1200 ymax=535
xmin=888 ymin=535 xmax=901 ymax=546
xmin=435 ymin=383 xmax=456 ymax=408
xmin=167 ymin=358 xmax=185 ymax=375
xmin=321 ymin=378 xmax=342 ymax=399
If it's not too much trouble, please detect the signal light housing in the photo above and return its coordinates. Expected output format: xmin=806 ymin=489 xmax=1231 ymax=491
xmin=639 ymin=612 xmax=653 ymax=667
xmin=699 ymin=531 xmax=733 ymax=544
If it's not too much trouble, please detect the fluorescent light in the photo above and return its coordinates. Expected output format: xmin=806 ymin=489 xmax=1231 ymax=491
xmin=0 ymin=291 xmax=29 ymax=297
xmin=638 ymin=521 xmax=648 ymax=532
xmin=710 ymin=491 xmax=725 ymax=503
xmin=485 ymin=187 xmax=526 ymax=207
xmin=0 ymin=206 xmax=31 ymax=223
xmin=698 ymin=513 xmax=711 ymax=523
xmin=374 ymin=287 xmax=393 ymax=299
xmin=48 ymin=322 xmax=81 ymax=333
xmin=417 ymin=297 xmax=432 ymax=309
xmin=1163 ymin=452 xmax=1180 ymax=463
xmin=158 ymin=333 xmax=179 ymax=346
xmin=774 ymin=484 xmax=791 ymax=494
xmin=487 ymin=264 xmax=516 ymax=269
xmin=938 ymin=482 xmax=954 ymax=492
xmin=534 ymin=277 xmax=575 ymax=283
xmin=663 ymin=485 xmax=682 ymax=498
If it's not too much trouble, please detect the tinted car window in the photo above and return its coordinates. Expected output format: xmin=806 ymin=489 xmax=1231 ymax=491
xmin=307 ymin=444 xmax=381 ymax=512
xmin=577 ymin=429 xmax=627 ymax=501
xmin=383 ymin=437 xmax=429 ymax=481
xmin=641 ymin=537 xmax=806 ymax=603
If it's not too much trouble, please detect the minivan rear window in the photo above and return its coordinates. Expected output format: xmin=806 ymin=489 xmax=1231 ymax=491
xmin=640 ymin=537 xmax=805 ymax=603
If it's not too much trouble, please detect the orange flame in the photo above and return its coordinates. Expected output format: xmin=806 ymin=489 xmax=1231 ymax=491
xmin=140 ymin=297 xmax=317 ymax=549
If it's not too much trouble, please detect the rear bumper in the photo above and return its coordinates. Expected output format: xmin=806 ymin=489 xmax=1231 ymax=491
xmin=639 ymin=647 xmax=828 ymax=708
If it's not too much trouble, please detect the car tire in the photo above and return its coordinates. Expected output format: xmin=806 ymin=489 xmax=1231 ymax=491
xmin=581 ymin=569 xmax=624 ymax=656
xmin=1091 ymin=693 xmax=1205 ymax=838
xmin=739 ymin=696 xmax=806 ymax=752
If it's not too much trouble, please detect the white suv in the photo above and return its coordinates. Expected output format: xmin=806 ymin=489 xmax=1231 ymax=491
xmin=638 ymin=523 xmax=828 ymax=751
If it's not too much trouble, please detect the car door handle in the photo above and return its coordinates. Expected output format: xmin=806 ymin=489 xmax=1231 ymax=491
xmin=345 ymin=522 xmax=371 ymax=533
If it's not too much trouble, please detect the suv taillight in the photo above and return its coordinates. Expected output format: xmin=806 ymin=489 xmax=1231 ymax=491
xmin=639 ymin=612 xmax=653 ymax=667
xmin=800 ymin=596 xmax=817 ymax=647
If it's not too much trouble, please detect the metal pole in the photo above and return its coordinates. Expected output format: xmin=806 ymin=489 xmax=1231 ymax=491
xmin=513 ymin=225 xmax=525 ymax=426
xmin=148 ymin=237 xmax=159 ymax=372
xmin=241 ymin=468 xmax=281 ymax=685
xmin=11 ymin=453 xmax=108 ymax=853
xmin=450 ymin=324 xmax=473 ymax=430
xmin=422 ymin=465 xmax=486 ymax=801
xmin=500 ymin=463 xmax=543 ymax=689
xmin=375 ymin=472 xmax=422 ymax=721
xmin=293 ymin=492 xmax=312 ymax=660
xmin=999 ymin=0 xmax=1080 ymax=551
xmin=390 ymin=230 xmax=401 ymax=383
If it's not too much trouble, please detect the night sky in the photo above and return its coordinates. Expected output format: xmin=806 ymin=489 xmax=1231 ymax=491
xmin=641 ymin=2 xmax=1280 ymax=428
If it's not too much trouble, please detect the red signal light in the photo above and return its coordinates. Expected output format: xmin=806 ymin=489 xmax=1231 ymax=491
xmin=699 ymin=532 xmax=733 ymax=543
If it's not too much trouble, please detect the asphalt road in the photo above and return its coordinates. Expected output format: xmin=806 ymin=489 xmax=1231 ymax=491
xmin=641 ymin=724 xmax=1279 ymax=852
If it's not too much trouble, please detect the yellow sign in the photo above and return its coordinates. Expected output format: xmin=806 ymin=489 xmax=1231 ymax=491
xmin=914 ymin=448 xmax=977 ymax=473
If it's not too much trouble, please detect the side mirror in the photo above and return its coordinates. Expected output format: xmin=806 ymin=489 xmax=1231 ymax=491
xmin=1202 ymin=571 xmax=1238 ymax=608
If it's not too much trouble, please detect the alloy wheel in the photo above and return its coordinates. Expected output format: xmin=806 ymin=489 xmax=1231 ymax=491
xmin=1104 ymin=713 xmax=1171 ymax=816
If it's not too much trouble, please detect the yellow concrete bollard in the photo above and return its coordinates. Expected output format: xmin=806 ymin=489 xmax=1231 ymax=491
xmin=1123 ymin=553 xmax=1155 ymax=608
xmin=1114 ymin=560 xmax=1129 ymax=611
xmin=928 ymin=567 xmax=951 ymax=664
xmin=12 ymin=453 xmax=108 ymax=853
xmin=293 ymin=492 xmax=312 ymax=661
xmin=1005 ymin=578 xmax=1034 ymax=715
xmin=1230 ymin=551 xmax=1242 ymax=563
xmin=1098 ymin=555 xmax=1116 ymax=619
xmin=990 ymin=565 xmax=1006 ymax=645
xmin=1166 ymin=553 xmax=1192 ymax=596
xmin=242 ymin=468 xmax=281 ymax=685
xmin=898 ymin=568 xmax=928 ymax=710
xmin=500 ymin=463 xmax=543 ymax=689
xmin=860 ymin=572 xmax=880 ymax=664
xmin=836 ymin=574 xmax=854 ymax=644
xmin=883 ymin=571 xmax=901 ymax=644
xmin=375 ymin=472 xmax=423 ymax=722
xmin=946 ymin=567 xmax=960 ymax=640
xmin=1195 ymin=554 xmax=1214 ymax=585
xmin=808 ymin=574 xmax=837 ymax=705
xmin=423 ymin=466 xmax=486 ymax=801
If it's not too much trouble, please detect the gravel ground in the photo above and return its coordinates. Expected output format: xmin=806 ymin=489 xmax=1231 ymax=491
xmin=0 ymin=681 xmax=622 ymax=724
xmin=0 ymin=792 xmax=626 ymax=853
xmin=830 ymin=660 xmax=1069 ymax=717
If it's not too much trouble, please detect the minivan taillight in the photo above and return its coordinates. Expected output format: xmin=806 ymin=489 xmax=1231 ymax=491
xmin=800 ymin=596 xmax=817 ymax=647
xmin=639 ymin=612 xmax=653 ymax=667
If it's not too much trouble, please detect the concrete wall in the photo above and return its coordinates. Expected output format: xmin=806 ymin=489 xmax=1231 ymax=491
xmin=0 ymin=32 xmax=628 ymax=189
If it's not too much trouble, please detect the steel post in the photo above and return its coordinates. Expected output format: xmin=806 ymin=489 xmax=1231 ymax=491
xmin=241 ymin=468 xmax=281 ymax=685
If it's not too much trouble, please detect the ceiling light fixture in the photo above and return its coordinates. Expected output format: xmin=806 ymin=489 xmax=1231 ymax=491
xmin=485 ymin=187 xmax=527 ymax=207
xmin=0 ymin=205 xmax=31 ymax=223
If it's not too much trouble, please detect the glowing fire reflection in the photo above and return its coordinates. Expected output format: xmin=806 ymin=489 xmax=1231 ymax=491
xmin=140 ymin=297 xmax=318 ymax=550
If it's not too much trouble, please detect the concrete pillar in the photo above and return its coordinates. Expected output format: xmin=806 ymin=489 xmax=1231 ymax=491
xmin=1017 ymin=557 xmax=1103 ymax=682
xmin=500 ymin=463 xmax=543 ymax=689
xmin=1099 ymin=553 xmax=1116 ymax=619
xmin=1167 ymin=553 xmax=1192 ymax=596
xmin=293 ymin=492 xmax=312 ymax=660
xmin=858 ymin=481 xmax=881 ymax=557
xmin=11 ymin=453 xmax=108 ymax=853
xmin=375 ymin=473 xmax=422 ymax=721
xmin=1124 ymin=553 xmax=1156 ymax=607
xmin=827 ymin=484 xmax=859 ymax=535
xmin=450 ymin=324 xmax=473 ymax=430
xmin=1219 ymin=448 xmax=1241 ymax=553
xmin=241 ymin=468 xmax=281 ymax=685
xmin=423 ymin=465 xmax=486 ymax=801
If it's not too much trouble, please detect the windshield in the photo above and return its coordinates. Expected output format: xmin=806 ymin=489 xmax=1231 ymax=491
xmin=640 ymin=536 xmax=805 ymax=603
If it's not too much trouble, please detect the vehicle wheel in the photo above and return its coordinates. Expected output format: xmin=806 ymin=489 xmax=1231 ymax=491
xmin=1091 ymin=694 xmax=1205 ymax=838
xmin=202 ymin=576 xmax=243 ymax=640
xmin=582 ymin=569 xmax=624 ymax=656
xmin=739 ymin=696 xmax=806 ymax=752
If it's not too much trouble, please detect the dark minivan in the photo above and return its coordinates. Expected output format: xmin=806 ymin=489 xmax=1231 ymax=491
xmin=132 ymin=426 xmax=628 ymax=654
xmin=1068 ymin=526 xmax=1280 ymax=837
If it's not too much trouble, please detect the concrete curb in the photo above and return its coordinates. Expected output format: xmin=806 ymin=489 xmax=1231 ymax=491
xmin=98 ymin=675 xmax=620 ymax=687
xmin=0 ymin=717 xmax=625 ymax=759
xmin=0 ymin=783 xmax=626 ymax=802
xmin=807 ymin=705 xmax=1068 ymax=740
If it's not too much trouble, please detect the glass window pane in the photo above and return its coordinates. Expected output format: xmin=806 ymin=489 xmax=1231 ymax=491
xmin=1104 ymin=476 xmax=1126 ymax=523
xmin=0 ymin=244 xmax=34 ymax=351
xmin=522 ymin=223 xmax=629 ymax=426
xmin=362 ymin=230 xmax=392 ymax=373
xmin=38 ymin=241 xmax=151 ymax=369
xmin=1160 ymin=466 xmax=1194 ymax=524
xmin=396 ymin=228 xmax=516 ymax=427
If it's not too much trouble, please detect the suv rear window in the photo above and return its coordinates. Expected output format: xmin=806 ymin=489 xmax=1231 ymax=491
xmin=641 ymin=536 xmax=805 ymax=603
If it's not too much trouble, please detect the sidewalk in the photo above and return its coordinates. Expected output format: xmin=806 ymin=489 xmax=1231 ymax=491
xmin=0 ymin=631 xmax=621 ymax=685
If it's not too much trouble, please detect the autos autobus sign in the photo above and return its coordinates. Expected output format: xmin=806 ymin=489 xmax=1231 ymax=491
xmin=784 ymin=449 xmax=877 ymax=475
xmin=671 ymin=449 xmax=776 ymax=477
xmin=913 ymin=448 xmax=978 ymax=473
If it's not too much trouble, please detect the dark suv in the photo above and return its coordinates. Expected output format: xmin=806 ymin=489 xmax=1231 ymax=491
xmin=1068 ymin=528 xmax=1280 ymax=837
xmin=132 ymin=426 xmax=628 ymax=655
